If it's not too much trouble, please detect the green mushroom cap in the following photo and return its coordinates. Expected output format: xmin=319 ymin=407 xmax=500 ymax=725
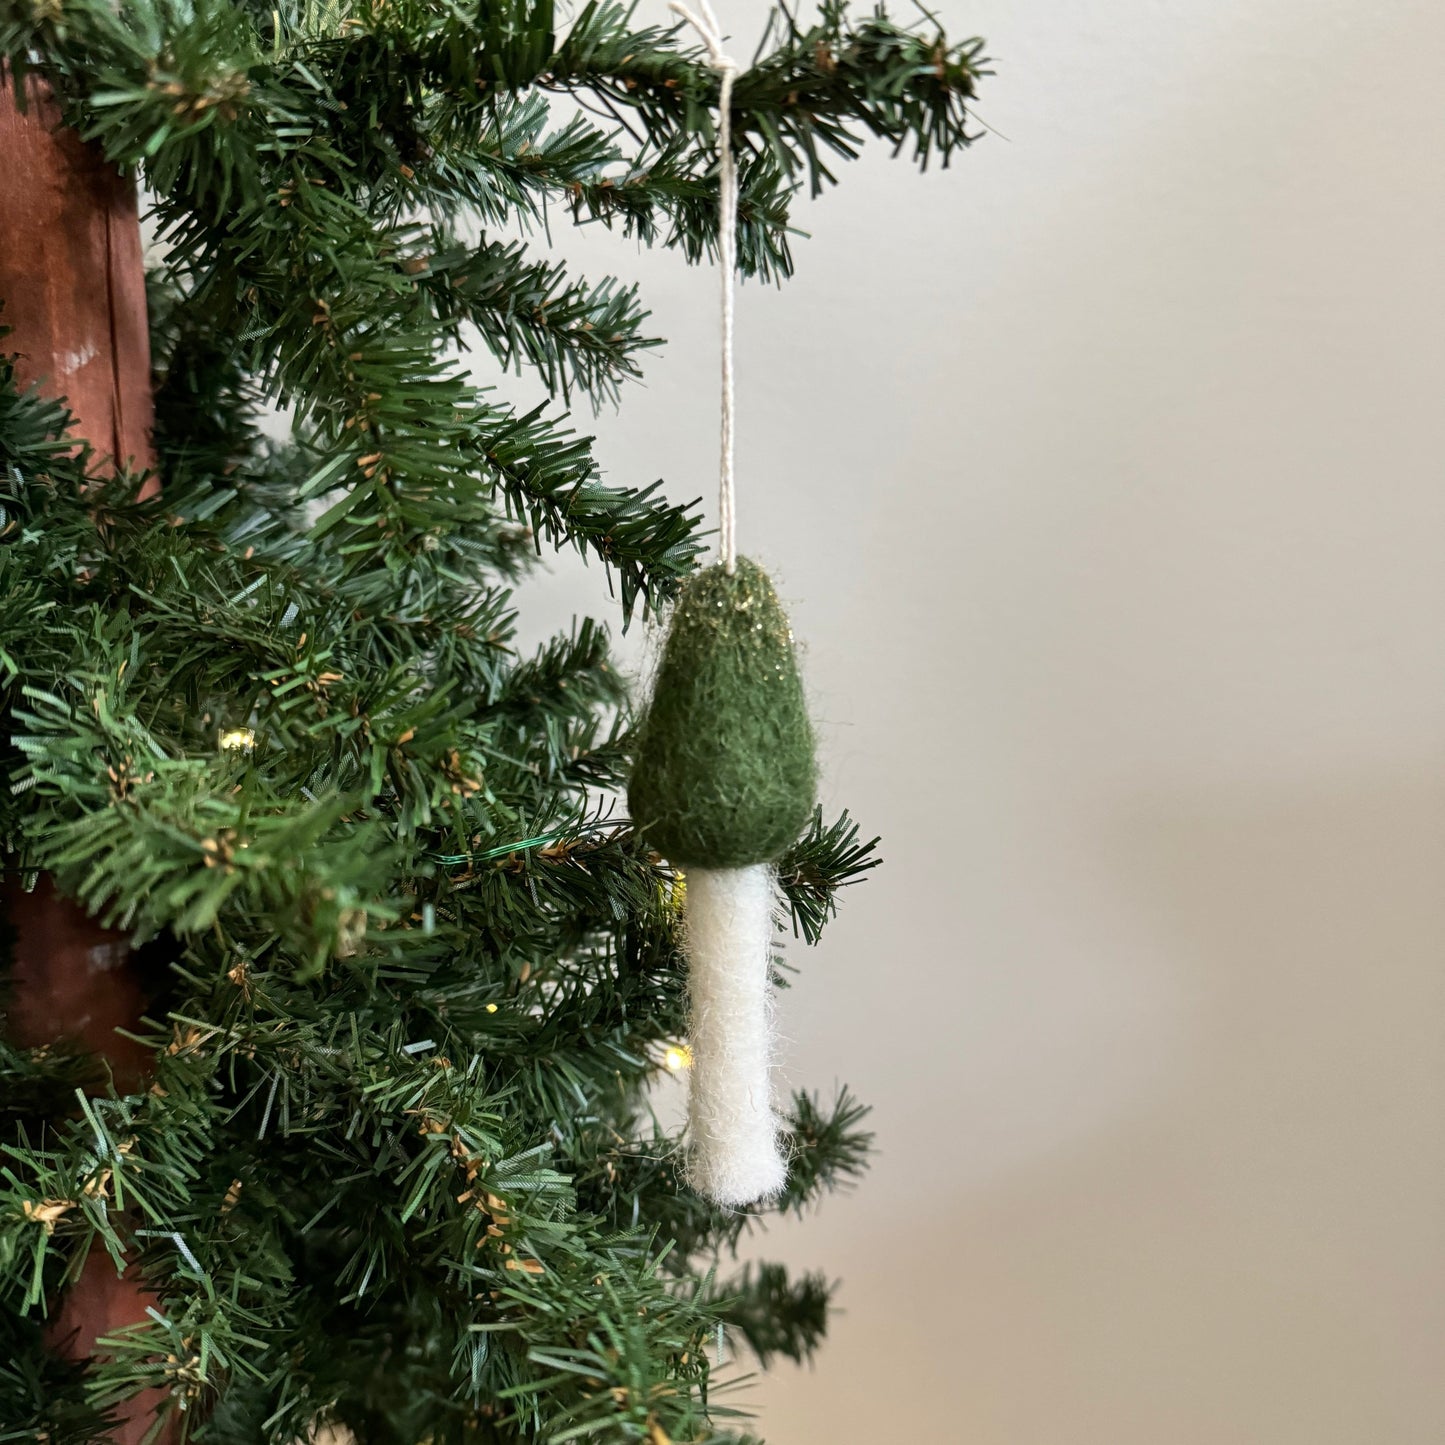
xmin=629 ymin=557 xmax=817 ymax=868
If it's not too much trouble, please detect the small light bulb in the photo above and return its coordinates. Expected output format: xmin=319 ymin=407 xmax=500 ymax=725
xmin=663 ymin=1044 xmax=692 ymax=1073
xmin=219 ymin=727 xmax=256 ymax=752
xmin=485 ymin=1003 xmax=499 ymax=1014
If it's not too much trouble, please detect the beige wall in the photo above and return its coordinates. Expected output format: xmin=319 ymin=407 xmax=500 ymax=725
xmin=519 ymin=1 xmax=1445 ymax=1439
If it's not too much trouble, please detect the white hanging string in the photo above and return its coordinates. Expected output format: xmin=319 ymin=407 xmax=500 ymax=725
xmin=669 ymin=0 xmax=739 ymax=573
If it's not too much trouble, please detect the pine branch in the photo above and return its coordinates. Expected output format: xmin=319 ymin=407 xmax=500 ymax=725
xmin=0 ymin=1312 xmax=123 ymax=1445
xmin=777 ymin=807 xmax=881 ymax=943
xmin=546 ymin=0 xmax=989 ymax=192
xmin=716 ymin=1260 xmax=833 ymax=1367
xmin=418 ymin=235 xmax=660 ymax=405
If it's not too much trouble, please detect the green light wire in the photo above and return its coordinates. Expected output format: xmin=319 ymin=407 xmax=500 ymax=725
xmin=432 ymin=818 xmax=620 ymax=867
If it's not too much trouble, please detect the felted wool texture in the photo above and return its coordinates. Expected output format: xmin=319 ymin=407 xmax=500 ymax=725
xmin=683 ymin=863 xmax=788 ymax=1206
xmin=629 ymin=557 xmax=816 ymax=868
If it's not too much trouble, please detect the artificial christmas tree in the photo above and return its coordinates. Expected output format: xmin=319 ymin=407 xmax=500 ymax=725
xmin=0 ymin=1 xmax=986 ymax=1438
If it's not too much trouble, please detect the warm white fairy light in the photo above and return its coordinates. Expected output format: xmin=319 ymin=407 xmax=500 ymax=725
xmin=219 ymin=727 xmax=256 ymax=752
xmin=664 ymin=1044 xmax=693 ymax=1072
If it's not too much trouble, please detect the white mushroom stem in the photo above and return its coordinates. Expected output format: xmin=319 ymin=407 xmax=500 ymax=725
xmin=684 ymin=863 xmax=787 ymax=1206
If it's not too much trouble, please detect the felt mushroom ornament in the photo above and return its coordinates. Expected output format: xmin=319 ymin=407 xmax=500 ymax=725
xmin=629 ymin=559 xmax=815 ymax=1205
xmin=628 ymin=2 xmax=819 ymax=1207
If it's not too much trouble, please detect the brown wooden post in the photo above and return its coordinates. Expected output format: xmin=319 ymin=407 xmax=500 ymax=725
xmin=1 ymin=71 xmax=174 ymax=1445
xmin=0 ymin=75 xmax=154 ymax=474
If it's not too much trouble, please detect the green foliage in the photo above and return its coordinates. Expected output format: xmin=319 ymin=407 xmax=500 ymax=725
xmin=717 ymin=1263 xmax=831 ymax=1369
xmin=0 ymin=0 xmax=984 ymax=1437
xmin=777 ymin=808 xmax=880 ymax=945
xmin=0 ymin=1313 xmax=123 ymax=1445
